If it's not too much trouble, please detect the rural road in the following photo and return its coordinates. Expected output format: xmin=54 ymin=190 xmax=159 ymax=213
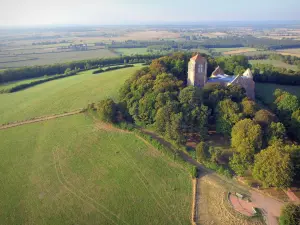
xmin=0 ymin=109 xmax=83 ymax=130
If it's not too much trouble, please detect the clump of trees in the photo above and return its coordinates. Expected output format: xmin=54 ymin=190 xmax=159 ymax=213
xmin=279 ymin=203 xmax=300 ymax=225
xmin=119 ymin=53 xmax=210 ymax=145
xmin=273 ymin=89 xmax=300 ymax=142
xmin=252 ymin=63 xmax=300 ymax=85
xmin=92 ymin=53 xmax=300 ymax=188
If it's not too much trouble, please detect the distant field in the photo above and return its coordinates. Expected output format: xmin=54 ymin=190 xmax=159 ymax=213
xmin=237 ymin=50 xmax=275 ymax=56
xmin=256 ymin=83 xmax=300 ymax=104
xmin=211 ymin=47 xmax=257 ymax=55
xmin=277 ymin=48 xmax=300 ymax=57
xmin=115 ymin=48 xmax=149 ymax=55
xmin=0 ymin=66 xmax=142 ymax=124
xmin=223 ymin=48 xmax=257 ymax=55
xmin=0 ymin=114 xmax=192 ymax=225
xmin=0 ymin=48 xmax=117 ymax=69
xmin=250 ymin=59 xmax=298 ymax=70
xmin=191 ymin=48 xmax=211 ymax=55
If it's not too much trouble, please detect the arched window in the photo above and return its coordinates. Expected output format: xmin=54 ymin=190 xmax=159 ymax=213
xmin=200 ymin=64 xmax=203 ymax=73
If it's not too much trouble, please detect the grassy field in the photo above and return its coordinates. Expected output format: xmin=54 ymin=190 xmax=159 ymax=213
xmin=256 ymin=83 xmax=300 ymax=104
xmin=0 ymin=66 xmax=142 ymax=124
xmin=115 ymin=48 xmax=149 ymax=55
xmin=250 ymin=59 xmax=298 ymax=70
xmin=0 ymin=114 xmax=192 ymax=225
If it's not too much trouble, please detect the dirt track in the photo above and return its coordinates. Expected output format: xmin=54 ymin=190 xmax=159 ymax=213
xmin=0 ymin=110 xmax=83 ymax=130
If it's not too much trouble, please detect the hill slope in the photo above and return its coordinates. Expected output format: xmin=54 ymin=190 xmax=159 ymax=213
xmin=0 ymin=114 xmax=192 ymax=225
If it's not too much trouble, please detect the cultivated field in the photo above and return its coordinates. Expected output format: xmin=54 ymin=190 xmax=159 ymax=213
xmin=0 ymin=66 xmax=142 ymax=124
xmin=0 ymin=48 xmax=117 ymax=69
xmin=0 ymin=114 xmax=192 ymax=225
xmin=211 ymin=47 xmax=257 ymax=55
xmin=114 ymin=48 xmax=149 ymax=55
xmin=277 ymin=48 xmax=300 ymax=57
xmin=255 ymin=83 xmax=300 ymax=104
xmin=250 ymin=59 xmax=298 ymax=70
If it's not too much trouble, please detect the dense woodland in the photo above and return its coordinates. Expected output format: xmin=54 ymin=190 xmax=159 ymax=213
xmin=93 ymin=53 xmax=300 ymax=189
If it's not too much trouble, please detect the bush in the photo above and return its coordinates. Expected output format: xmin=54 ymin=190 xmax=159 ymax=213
xmin=196 ymin=142 xmax=210 ymax=162
xmin=279 ymin=203 xmax=300 ymax=225
xmin=190 ymin=166 xmax=198 ymax=178
xmin=97 ymin=99 xmax=117 ymax=123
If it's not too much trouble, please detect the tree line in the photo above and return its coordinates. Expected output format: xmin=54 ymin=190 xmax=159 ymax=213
xmin=0 ymin=55 xmax=161 ymax=84
xmin=104 ymin=36 xmax=300 ymax=51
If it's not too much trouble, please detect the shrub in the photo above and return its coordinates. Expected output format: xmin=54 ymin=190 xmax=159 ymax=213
xmin=279 ymin=203 xmax=300 ymax=225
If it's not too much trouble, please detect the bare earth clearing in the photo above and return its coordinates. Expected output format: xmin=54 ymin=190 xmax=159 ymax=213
xmin=197 ymin=176 xmax=263 ymax=225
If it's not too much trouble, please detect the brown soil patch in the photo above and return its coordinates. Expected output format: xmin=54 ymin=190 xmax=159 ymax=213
xmin=223 ymin=48 xmax=257 ymax=55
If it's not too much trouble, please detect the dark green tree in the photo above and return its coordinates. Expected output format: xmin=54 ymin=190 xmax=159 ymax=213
xmin=279 ymin=203 xmax=300 ymax=225
xmin=97 ymin=99 xmax=117 ymax=123
xmin=216 ymin=99 xmax=243 ymax=136
xmin=196 ymin=142 xmax=210 ymax=162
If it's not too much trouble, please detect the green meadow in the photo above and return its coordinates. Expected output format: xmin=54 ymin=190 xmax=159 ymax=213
xmin=0 ymin=66 xmax=142 ymax=124
xmin=250 ymin=59 xmax=298 ymax=70
xmin=256 ymin=83 xmax=300 ymax=104
xmin=0 ymin=114 xmax=192 ymax=225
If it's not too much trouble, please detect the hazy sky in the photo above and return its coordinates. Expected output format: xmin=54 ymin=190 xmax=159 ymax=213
xmin=1 ymin=0 xmax=299 ymax=26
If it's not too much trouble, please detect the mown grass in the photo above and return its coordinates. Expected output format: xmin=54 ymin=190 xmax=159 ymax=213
xmin=0 ymin=66 xmax=142 ymax=124
xmin=256 ymin=83 xmax=300 ymax=104
xmin=250 ymin=59 xmax=298 ymax=70
xmin=0 ymin=114 xmax=192 ymax=225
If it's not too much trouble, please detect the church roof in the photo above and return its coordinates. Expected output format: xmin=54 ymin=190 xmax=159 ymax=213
xmin=207 ymin=74 xmax=237 ymax=83
xmin=243 ymin=68 xmax=253 ymax=78
xmin=190 ymin=54 xmax=206 ymax=62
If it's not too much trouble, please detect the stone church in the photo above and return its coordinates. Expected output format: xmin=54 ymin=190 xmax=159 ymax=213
xmin=187 ymin=54 xmax=255 ymax=99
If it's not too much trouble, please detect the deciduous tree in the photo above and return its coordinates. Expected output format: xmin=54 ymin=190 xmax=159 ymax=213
xmin=252 ymin=144 xmax=294 ymax=188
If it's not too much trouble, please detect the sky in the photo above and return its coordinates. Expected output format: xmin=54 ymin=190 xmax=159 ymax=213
xmin=0 ymin=0 xmax=299 ymax=26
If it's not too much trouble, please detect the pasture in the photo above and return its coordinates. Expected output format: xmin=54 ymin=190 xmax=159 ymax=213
xmin=0 ymin=66 xmax=142 ymax=124
xmin=255 ymin=83 xmax=300 ymax=104
xmin=0 ymin=114 xmax=192 ymax=225
xmin=250 ymin=59 xmax=298 ymax=70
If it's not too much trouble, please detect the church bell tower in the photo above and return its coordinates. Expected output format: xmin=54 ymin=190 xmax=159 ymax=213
xmin=187 ymin=54 xmax=207 ymax=88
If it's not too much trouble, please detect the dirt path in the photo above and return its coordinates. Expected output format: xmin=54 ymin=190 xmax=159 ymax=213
xmin=0 ymin=109 xmax=83 ymax=130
